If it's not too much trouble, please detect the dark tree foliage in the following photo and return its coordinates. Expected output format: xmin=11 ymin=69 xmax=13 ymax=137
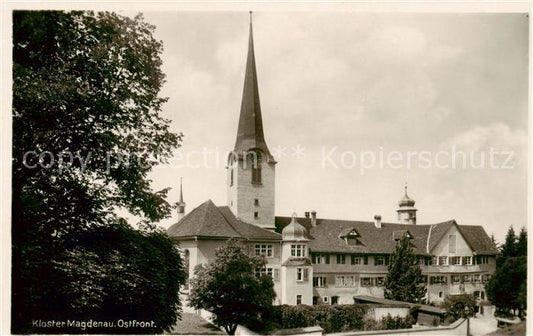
xmin=384 ymin=235 xmax=427 ymax=303
xmin=188 ymin=239 xmax=276 ymax=335
xmin=12 ymin=10 xmax=184 ymax=333
xmin=498 ymin=226 xmax=518 ymax=266
xmin=516 ymin=227 xmax=527 ymax=257
xmin=487 ymin=226 xmax=527 ymax=318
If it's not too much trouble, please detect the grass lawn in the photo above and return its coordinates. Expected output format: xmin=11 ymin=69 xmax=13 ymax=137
xmin=167 ymin=313 xmax=225 ymax=335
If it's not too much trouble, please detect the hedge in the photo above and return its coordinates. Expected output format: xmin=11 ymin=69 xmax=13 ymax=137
xmin=246 ymin=304 xmax=415 ymax=334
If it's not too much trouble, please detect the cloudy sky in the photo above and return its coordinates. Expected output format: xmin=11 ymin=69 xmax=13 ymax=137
xmin=135 ymin=11 xmax=528 ymax=243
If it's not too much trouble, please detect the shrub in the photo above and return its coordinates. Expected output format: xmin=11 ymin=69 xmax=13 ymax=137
xmin=276 ymin=304 xmax=367 ymax=333
xmin=441 ymin=294 xmax=476 ymax=323
xmin=381 ymin=314 xmax=415 ymax=330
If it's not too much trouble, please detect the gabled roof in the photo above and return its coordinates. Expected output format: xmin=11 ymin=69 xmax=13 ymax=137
xmin=167 ymin=200 xmax=280 ymax=241
xmin=458 ymin=225 xmax=499 ymax=254
xmin=275 ymin=216 xmax=498 ymax=256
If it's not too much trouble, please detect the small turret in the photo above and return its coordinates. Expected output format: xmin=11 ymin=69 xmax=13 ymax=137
xmin=397 ymin=184 xmax=417 ymax=225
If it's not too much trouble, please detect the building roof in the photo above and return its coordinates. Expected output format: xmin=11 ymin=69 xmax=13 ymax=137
xmin=457 ymin=225 xmax=499 ymax=254
xmin=353 ymin=295 xmax=445 ymax=314
xmin=275 ymin=216 xmax=498 ymax=255
xmin=232 ymin=17 xmax=273 ymax=161
xmin=167 ymin=200 xmax=280 ymax=241
xmin=281 ymin=214 xmax=309 ymax=241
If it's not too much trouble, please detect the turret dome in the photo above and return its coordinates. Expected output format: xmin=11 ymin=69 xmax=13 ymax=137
xmin=282 ymin=213 xmax=308 ymax=241
xmin=398 ymin=186 xmax=415 ymax=207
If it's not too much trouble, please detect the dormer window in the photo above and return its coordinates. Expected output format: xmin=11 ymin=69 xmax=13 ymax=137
xmin=340 ymin=228 xmax=362 ymax=246
xmin=393 ymin=230 xmax=413 ymax=241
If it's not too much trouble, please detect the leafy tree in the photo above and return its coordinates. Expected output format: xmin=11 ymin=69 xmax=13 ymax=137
xmin=12 ymin=10 xmax=184 ymax=333
xmin=487 ymin=225 xmax=527 ymax=318
xmin=441 ymin=294 xmax=476 ymax=322
xmin=188 ymin=239 xmax=276 ymax=335
xmin=384 ymin=235 xmax=427 ymax=303
xmin=486 ymin=256 xmax=527 ymax=318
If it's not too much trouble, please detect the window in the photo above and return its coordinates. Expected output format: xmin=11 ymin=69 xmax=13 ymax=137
xmin=439 ymin=256 xmax=448 ymax=265
xmin=313 ymin=296 xmax=318 ymax=305
xmin=313 ymin=254 xmax=328 ymax=264
xmin=451 ymin=256 xmax=461 ymax=265
xmin=351 ymin=256 xmax=362 ymax=265
xmin=254 ymin=211 xmax=259 ymax=219
xmin=291 ymin=244 xmax=306 ymax=257
xmin=463 ymin=256 xmax=472 ymax=265
xmin=296 ymin=295 xmax=302 ymax=305
xmin=331 ymin=296 xmax=339 ymax=305
xmin=449 ymin=234 xmax=457 ymax=253
xmin=347 ymin=236 xmax=358 ymax=245
xmin=463 ymin=275 xmax=471 ymax=283
xmin=375 ymin=256 xmax=385 ymax=266
xmin=255 ymin=267 xmax=273 ymax=278
xmin=431 ymin=256 xmax=438 ymax=265
xmin=313 ymin=276 xmax=327 ymax=287
xmin=417 ymin=257 xmax=426 ymax=266
xmin=481 ymin=291 xmax=485 ymax=300
xmin=255 ymin=244 xmax=273 ymax=257
xmin=477 ymin=255 xmax=489 ymax=264
xmin=335 ymin=275 xmax=356 ymax=287
xmin=473 ymin=291 xmax=481 ymax=299
xmin=323 ymin=296 xmax=329 ymax=303
xmin=439 ymin=292 xmax=443 ymax=298
xmin=254 ymin=198 xmax=259 ymax=206
xmin=472 ymin=274 xmax=481 ymax=283
xmin=230 ymin=168 xmax=234 ymax=186
xmin=482 ymin=274 xmax=491 ymax=283
xmin=336 ymin=254 xmax=346 ymax=264
xmin=273 ymin=268 xmax=279 ymax=281
xmin=296 ymin=268 xmax=309 ymax=282
xmin=430 ymin=276 xmax=447 ymax=284
xmin=252 ymin=161 xmax=262 ymax=184
xmin=376 ymin=277 xmax=385 ymax=286
xmin=361 ymin=278 xmax=373 ymax=287
xmin=451 ymin=275 xmax=461 ymax=283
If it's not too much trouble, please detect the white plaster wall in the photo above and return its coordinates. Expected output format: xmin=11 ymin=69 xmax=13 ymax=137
xmin=281 ymin=266 xmax=313 ymax=305
xmin=227 ymin=155 xmax=276 ymax=230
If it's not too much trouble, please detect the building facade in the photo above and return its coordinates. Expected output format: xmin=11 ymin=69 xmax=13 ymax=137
xmin=167 ymin=16 xmax=498 ymax=307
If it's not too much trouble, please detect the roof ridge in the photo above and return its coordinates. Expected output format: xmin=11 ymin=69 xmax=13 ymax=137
xmin=217 ymin=205 xmax=246 ymax=238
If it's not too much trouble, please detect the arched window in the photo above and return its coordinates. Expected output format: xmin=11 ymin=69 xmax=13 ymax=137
xmin=184 ymin=249 xmax=190 ymax=290
xmin=230 ymin=168 xmax=234 ymax=186
xmin=252 ymin=162 xmax=261 ymax=184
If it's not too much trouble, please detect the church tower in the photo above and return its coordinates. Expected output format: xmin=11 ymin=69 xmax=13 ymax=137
xmin=227 ymin=13 xmax=276 ymax=230
xmin=397 ymin=185 xmax=417 ymax=225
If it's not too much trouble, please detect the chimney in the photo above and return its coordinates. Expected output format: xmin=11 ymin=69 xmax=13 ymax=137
xmin=305 ymin=211 xmax=310 ymax=218
xmin=311 ymin=210 xmax=317 ymax=227
xmin=374 ymin=215 xmax=382 ymax=229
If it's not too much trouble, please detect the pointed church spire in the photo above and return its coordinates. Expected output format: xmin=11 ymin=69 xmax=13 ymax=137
xmin=177 ymin=177 xmax=186 ymax=221
xmin=233 ymin=12 xmax=273 ymax=161
xmin=179 ymin=177 xmax=184 ymax=203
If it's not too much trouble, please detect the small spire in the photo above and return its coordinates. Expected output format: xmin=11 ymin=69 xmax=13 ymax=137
xmin=179 ymin=177 xmax=184 ymax=203
xmin=249 ymin=11 xmax=253 ymax=24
